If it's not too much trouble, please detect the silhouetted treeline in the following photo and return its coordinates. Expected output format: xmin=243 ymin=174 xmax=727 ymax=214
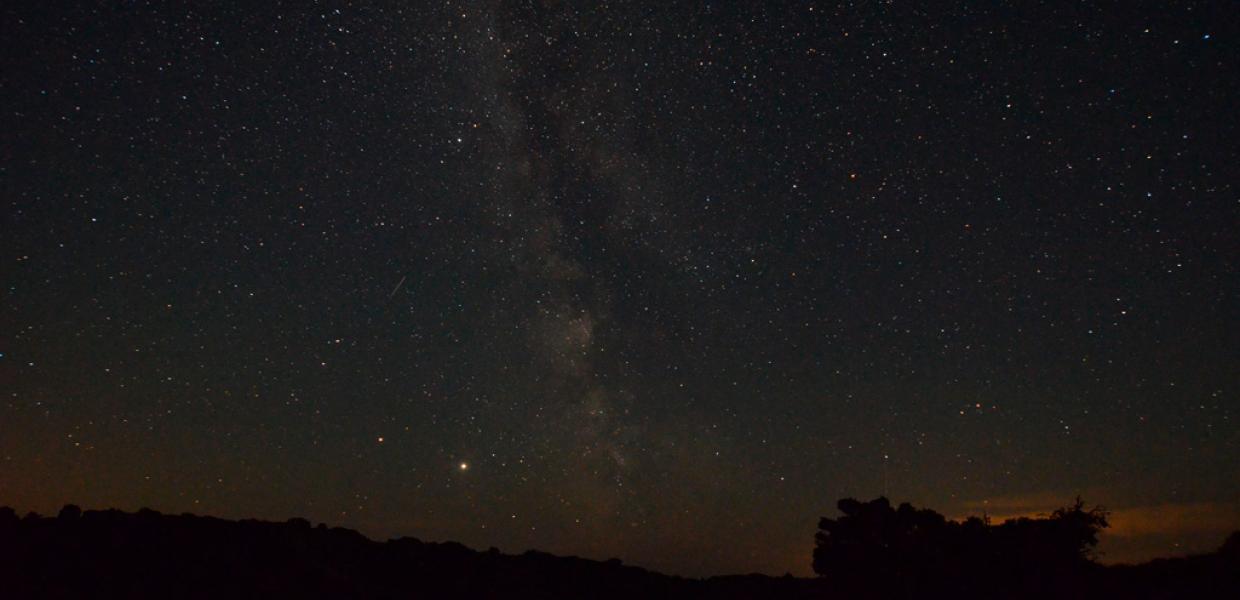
xmin=813 ymin=496 xmax=1238 ymax=599
xmin=0 ymin=500 xmax=1235 ymax=599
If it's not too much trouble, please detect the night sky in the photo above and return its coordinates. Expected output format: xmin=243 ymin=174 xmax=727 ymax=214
xmin=2 ymin=1 xmax=1237 ymax=577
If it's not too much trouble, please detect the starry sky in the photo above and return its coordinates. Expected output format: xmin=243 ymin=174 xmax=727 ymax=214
xmin=2 ymin=1 xmax=1237 ymax=577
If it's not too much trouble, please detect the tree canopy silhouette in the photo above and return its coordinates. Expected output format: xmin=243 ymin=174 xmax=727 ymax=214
xmin=813 ymin=496 xmax=1110 ymax=597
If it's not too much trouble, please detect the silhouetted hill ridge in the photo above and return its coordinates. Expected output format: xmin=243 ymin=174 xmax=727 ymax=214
xmin=0 ymin=503 xmax=1235 ymax=599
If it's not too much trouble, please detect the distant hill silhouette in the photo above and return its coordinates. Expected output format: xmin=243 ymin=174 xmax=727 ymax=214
xmin=0 ymin=500 xmax=1235 ymax=599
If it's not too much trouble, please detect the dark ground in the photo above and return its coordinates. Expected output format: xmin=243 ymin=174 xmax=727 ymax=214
xmin=1 ymin=504 xmax=1236 ymax=599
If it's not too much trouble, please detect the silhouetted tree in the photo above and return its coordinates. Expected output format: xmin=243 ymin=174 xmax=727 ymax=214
xmin=1048 ymin=496 xmax=1109 ymax=561
xmin=812 ymin=496 xmax=956 ymax=595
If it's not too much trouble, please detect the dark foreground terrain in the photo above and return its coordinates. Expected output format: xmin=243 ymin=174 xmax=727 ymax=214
xmin=0 ymin=504 xmax=1236 ymax=599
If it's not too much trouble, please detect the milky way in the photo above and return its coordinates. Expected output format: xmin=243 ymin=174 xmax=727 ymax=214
xmin=2 ymin=1 xmax=1237 ymax=576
